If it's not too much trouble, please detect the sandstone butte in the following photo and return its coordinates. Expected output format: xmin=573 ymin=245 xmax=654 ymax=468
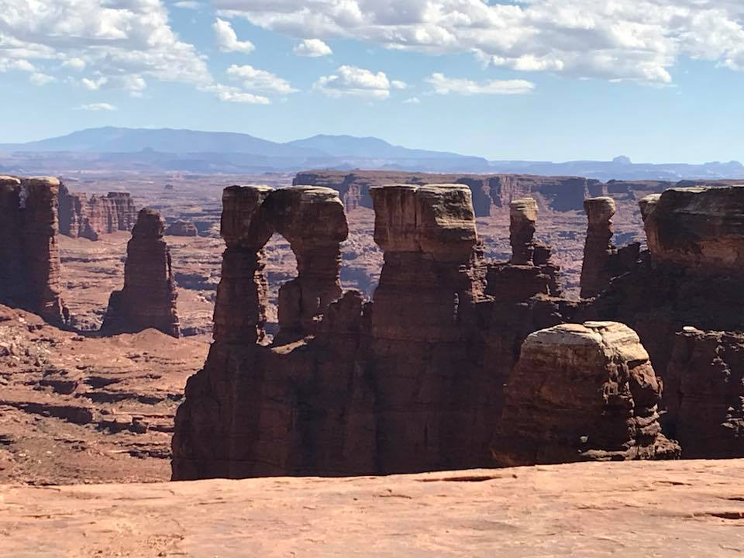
xmin=173 ymin=183 xmax=744 ymax=479
xmin=101 ymin=208 xmax=181 ymax=338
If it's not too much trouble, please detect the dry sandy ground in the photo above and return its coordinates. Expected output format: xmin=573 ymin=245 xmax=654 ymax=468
xmin=1 ymin=460 xmax=743 ymax=557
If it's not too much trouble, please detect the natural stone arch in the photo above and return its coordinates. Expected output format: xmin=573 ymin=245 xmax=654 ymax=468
xmin=213 ymin=185 xmax=348 ymax=344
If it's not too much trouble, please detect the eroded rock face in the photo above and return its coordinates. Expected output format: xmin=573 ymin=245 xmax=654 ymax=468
xmin=665 ymin=327 xmax=744 ymax=458
xmin=58 ymin=185 xmax=137 ymax=240
xmin=172 ymin=183 xmax=512 ymax=479
xmin=165 ymin=220 xmax=199 ymax=237
xmin=0 ymin=176 xmax=69 ymax=325
xmin=492 ymin=322 xmax=680 ymax=466
xmin=486 ymin=197 xmax=561 ymax=302
xmin=643 ymin=186 xmax=744 ymax=271
xmin=102 ymin=209 xmax=180 ymax=338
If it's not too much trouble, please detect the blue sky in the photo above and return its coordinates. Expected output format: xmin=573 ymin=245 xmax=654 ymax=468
xmin=1 ymin=0 xmax=743 ymax=162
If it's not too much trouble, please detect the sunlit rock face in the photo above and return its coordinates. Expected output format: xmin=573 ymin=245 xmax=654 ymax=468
xmin=492 ymin=321 xmax=680 ymax=466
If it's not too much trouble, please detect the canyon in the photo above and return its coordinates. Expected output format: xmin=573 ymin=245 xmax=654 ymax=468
xmin=0 ymin=171 xmax=742 ymax=486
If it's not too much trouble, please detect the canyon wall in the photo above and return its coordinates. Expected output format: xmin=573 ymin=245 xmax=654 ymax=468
xmin=58 ymin=185 xmax=137 ymax=240
xmin=101 ymin=209 xmax=180 ymax=337
xmin=0 ymin=176 xmax=69 ymax=325
xmin=294 ymin=171 xmax=741 ymax=217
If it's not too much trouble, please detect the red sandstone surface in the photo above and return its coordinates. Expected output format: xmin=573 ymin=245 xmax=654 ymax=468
xmin=2 ymin=460 xmax=744 ymax=557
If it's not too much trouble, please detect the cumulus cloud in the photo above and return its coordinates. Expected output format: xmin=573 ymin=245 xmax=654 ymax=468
xmin=78 ymin=103 xmax=117 ymax=111
xmin=403 ymin=97 xmax=421 ymax=104
xmin=212 ymin=0 xmax=744 ymax=83
xmin=173 ymin=1 xmax=200 ymax=8
xmin=199 ymin=83 xmax=270 ymax=104
xmin=426 ymin=73 xmax=535 ymax=95
xmin=213 ymin=18 xmax=255 ymax=53
xmin=293 ymin=39 xmax=333 ymax=57
xmin=226 ymin=64 xmax=297 ymax=94
xmin=29 ymin=72 xmax=55 ymax=85
xmin=314 ymin=65 xmax=398 ymax=99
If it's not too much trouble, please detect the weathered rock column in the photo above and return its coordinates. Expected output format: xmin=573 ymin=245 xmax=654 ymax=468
xmin=509 ymin=198 xmax=538 ymax=265
xmin=213 ymin=185 xmax=273 ymax=344
xmin=102 ymin=208 xmax=180 ymax=337
xmin=580 ymin=197 xmax=616 ymax=299
xmin=492 ymin=321 xmax=680 ymax=466
xmin=0 ymin=176 xmax=69 ymax=324
xmin=268 ymin=186 xmax=348 ymax=337
xmin=0 ymin=176 xmax=27 ymax=306
xmin=370 ymin=184 xmax=479 ymax=342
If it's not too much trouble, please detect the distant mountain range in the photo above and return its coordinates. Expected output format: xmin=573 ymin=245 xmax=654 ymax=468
xmin=1 ymin=126 xmax=743 ymax=181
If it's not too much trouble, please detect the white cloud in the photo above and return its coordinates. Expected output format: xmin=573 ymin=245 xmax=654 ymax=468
xmin=226 ymin=64 xmax=297 ymax=94
xmin=212 ymin=0 xmax=744 ymax=83
xmin=78 ymin=103 xmax=117 ymax=111
xmin=82 ymin=77 xmax=108 ymax=90
xmin=391 ymin=80 xmax=407 ymax=90
xmin=213 ymin=18 xmax=255 ymax=53
xmin=0 ymin=59 xmax=35 ymax=72
xmin=293 ymin=39 xmax=332 ymax=57
xmin=314 ymin=65 xmax=397 ymax=99
xmin=0 ymin=0 xmax=211 ymax=87
xmin=426 ymin=73 xmax=535 ymax=95
xmin=199 ymin=83 xmax=270 ymax=104
xmin=403 ymin=97 xmax=421 ymax=104
xmin=173 ymin=1 xmax=200 ymax=8
xmin=29 ymin=72 xmax=55 ymax=85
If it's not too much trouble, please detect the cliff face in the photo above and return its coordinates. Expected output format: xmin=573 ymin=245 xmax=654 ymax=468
xmin=586 ymin=185 xmax=744 ymax=458
xmin=0 ymin=175 xmax=69 ymax=325
xmin=294 ymin=170 xmax=604 ymax=216
xmin=101 ymin=209 xmax=180 ymax=338
xmin=173 ymin=181 xmax=744 ymax=479
xmin=173 ymin=184 xmax=559 ymax=479
xmin=58 ymin=185 xmax=137 ymax=240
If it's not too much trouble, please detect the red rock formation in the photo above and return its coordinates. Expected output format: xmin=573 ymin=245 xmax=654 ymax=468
xmin=165 ymin=220 xmax=199 ymax=237
xmin=492 ymin=322 xmax=680 ymax=466
xmin=101 ymin=209 xmax=180 ymax=338
xmin=58 ymin=185 xmax=137 ymax=240
xmin=172 ymin=184 xmax=510 ymax=479
xmin=0 ymin=176 xmax=69 ymax=325
xmin=665 ymin=327 xmax=744 ymax=458
xmin=294 ymin=170 xmax=604 ymax=215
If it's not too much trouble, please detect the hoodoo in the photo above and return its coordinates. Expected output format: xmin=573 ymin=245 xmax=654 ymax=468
xmin=492 ymin=321 xmax=680 ymax=466
xmin=0 ymin=175 xmax=69 ymax=325
xmin=101 ymin=208 xmax=180 ymax=337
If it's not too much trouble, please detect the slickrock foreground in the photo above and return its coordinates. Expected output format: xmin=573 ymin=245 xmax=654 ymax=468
xmin=1 ymin=460 xmax=743 ymax=557
xmin=102 ymin=209 xmax=180 ymax=338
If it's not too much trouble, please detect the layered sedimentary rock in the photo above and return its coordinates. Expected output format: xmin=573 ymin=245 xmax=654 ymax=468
xmin=165 ymin=220 xmax=199 ymax=237
xmin=492 ymin=322 xmax=680 ymax=466
xmin=665 ymin=328 xmax=744 ymax=458
xmin=101 ymin=209 xmax=180 ymax=337
xmin=485 ymin=198 xmax=561 ymax=302
xmin=58 ymin=185 xmax=137 ymax=240
xmin=0 ymin=176 xmax=69 ymax=325
xmin=579 ymin=197 xmax=641 ymax=299
xmin=588 ymin=186 xmax=744 ymax=382
xmin=294 ymin=171 xmax=605 ymax=215
xmin=172 ymin=184 xmax=515 ymax=479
